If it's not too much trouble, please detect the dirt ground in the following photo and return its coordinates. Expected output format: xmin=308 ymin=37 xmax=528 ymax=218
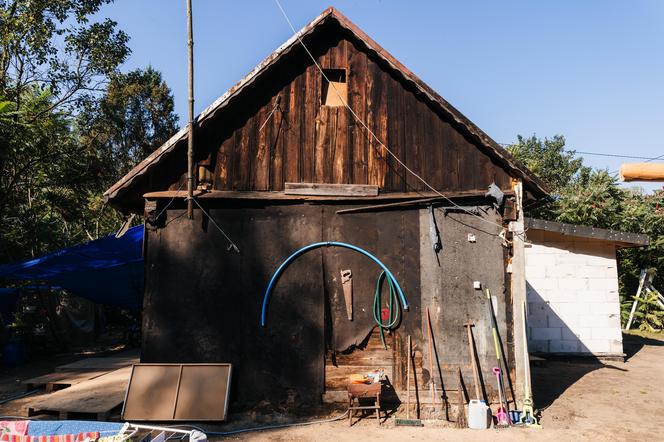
xmin=217 ymin=333 xmax=664 ymax=441
xmin=0 ymin=335 xmax=662 ymax=441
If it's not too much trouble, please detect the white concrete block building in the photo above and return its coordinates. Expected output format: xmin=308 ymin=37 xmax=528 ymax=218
xmin=524 ymin=218 xmax=648 ymax=359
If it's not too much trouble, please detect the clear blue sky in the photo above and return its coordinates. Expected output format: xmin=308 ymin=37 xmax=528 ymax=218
xmin=98 ymin=0 xmax=664 ymax=191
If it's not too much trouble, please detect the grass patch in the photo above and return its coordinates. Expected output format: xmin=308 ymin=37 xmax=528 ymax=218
xmin=623 ymin=329 xmax=664 ymax=341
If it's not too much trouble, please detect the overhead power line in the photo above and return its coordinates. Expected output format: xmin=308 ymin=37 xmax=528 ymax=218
xmin=500 ymin=142 xmax=663 ymax=161
xmin=272 ymin=0 xmax=518 ymax=237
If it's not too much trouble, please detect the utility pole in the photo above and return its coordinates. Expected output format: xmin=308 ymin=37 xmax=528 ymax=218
xmin=186 ymin=0 xmax=195 ymax=219
xmin=620 ymin=163 xmax=664 ymax=182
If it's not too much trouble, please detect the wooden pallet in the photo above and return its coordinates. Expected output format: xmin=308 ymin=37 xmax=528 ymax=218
xmin=27 ymin=367 xmax=132 ymax=420
xmin=23 ymin=370 xmax=110 ymax=392
xmin=55 ymin=352 xmax=139 ymax=372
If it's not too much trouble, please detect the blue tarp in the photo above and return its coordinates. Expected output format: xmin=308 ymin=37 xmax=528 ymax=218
xmin=0 ymin=226 xmax=144 ymax=309
xmin=27 ymin=420 xmax=124 ymax=436
xmin=0 ymin=287 xmax=19 ymax=321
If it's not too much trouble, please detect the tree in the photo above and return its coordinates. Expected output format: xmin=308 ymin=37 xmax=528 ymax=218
xmin=509 ymin=134 xmax=664 ymax=331
xmin=0 ymin=87 xmax=95 ymax=260
xmin=508 ymin=135 xmax=589 ymax=195
xmin=0 ymin=3 xmax=178 ymax=264
xmin=78 ymin=67 xmax=179 ymax=188
xmin=0 ymin=0 xmax=130 ymax=115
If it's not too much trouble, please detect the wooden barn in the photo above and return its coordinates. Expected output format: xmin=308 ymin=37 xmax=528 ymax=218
xmin=104 ymin=7 xmax=548 ymax=413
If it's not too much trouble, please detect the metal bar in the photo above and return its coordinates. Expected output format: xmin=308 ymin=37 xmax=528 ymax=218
xmin=126 ymin=424 xmax=193 ymax=436
xmin=625 ymin=269 xmax=647 ymax=330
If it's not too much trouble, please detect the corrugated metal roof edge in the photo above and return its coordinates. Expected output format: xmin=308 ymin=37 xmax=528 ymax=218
xmin=104 ymin=7 xmax=549 ymax=206
xmin=525 ymin=217 xmax=650 ymax=247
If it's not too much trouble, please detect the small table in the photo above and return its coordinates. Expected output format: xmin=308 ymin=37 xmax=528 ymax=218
xmin=347 ymin=382 xmax=382 ymax=426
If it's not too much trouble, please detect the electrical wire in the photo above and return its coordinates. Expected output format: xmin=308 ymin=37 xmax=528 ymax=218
xmin=499 ymin=142 xmax=664 ymax=162
xmin=190 ymin=197 xmax=240 ymax=253
xmin=154 ymin=181 xmax=185 ymax=221
xmin=193 ymin=410 xmax=349 ymax=436
xmin=0 ymin=390 xmax=39 ymax=405
xmin=575 ymin=151 xmax=664 ymax=161
xmin=258 ymin=96 xmax=281 ymax=132
xmin=272 ymin=0 xmax=518 ymax=237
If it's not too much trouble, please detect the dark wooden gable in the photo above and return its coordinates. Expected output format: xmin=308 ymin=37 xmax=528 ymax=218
xmin=180 ymin=23 xmax=513 ymax=195
xmin=106 ymin=9 xmax=549 ymax=213
xmin=180 ymin=23 xmax=510 ymax=192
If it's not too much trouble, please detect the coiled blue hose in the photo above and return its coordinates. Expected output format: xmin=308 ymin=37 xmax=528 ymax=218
xmin=260 ymin=241 xmax=409 ymax=326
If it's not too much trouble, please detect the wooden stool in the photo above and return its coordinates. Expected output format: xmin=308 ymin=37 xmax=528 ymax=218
xmin=347 ymin=382 xmax=382 ymax=426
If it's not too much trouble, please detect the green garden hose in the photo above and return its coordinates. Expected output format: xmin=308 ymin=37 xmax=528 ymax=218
xmin=373 ymin=270 xmax=401 ymax=349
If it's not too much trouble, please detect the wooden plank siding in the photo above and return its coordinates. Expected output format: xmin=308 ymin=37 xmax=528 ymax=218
xmin=205 ymin=34 xmax=512 ymax=195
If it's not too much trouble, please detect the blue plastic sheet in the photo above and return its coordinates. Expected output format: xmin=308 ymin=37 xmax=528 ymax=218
xmin=0 ymin=226 xmax=144 ymax=309
xmin=0 ymin=287 xmax=19 ymax=321
xmin=27 ymin=420 xmax=124 ymax=436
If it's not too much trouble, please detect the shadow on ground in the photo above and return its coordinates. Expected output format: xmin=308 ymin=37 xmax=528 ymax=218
xmin=533 ymin=334 xmax=664 ymax=409
xmin=622 ymin=332 xmax=664 ymax=361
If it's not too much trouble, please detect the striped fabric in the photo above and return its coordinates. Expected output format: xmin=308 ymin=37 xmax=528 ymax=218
xmin=0 ymin=432 xmax=100 ymax=442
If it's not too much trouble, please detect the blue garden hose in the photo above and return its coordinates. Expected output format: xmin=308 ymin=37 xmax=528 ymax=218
xmin=260 ymin=241 xmax=408 ymax=326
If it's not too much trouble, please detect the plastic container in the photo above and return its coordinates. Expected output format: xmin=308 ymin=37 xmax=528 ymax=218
xmin=468 ymin=399 xmax=491 ymax=429
xmin=2 ymin=340 xmax=25 ymax=366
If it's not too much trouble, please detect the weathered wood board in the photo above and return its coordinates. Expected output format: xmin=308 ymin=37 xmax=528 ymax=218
xmin=55 ymin=353 xmax=139 ymax=372
xmin=284 ymin=182 xmax=379 ymax=197
xmin=23 ymin=370 xmax=110 ymax=392
xmin=27 ymin=367 xmax=131 ymax=420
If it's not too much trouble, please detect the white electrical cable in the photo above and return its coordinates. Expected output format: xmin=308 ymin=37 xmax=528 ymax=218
xmin=180 ymin=410 xmax=349 ymax=436
xmin=190 ymin=197 xmax=240 ymax=253
xmin=272 ymin=0 xmax=522 ymax=237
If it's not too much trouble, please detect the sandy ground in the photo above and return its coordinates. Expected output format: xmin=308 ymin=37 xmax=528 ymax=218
xmin=218 ymin=333 xmax=664 ymax=441
xmin=0 ymin=335 xmax=662 ymax=441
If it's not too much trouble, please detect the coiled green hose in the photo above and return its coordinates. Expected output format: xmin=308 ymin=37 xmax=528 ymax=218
xmin=373 ymin=270 xmax=401 ymax=349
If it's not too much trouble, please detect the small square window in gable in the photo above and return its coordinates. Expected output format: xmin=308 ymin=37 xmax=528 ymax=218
xmin=322 ymin=68 xmax=347 ymax=107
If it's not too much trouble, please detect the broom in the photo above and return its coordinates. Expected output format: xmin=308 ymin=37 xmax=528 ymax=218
xmin=395 ymin=335 xmax=423 ymax=427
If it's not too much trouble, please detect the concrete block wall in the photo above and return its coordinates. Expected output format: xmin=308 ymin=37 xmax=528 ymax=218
xmin=524 ymin=229 xmax=623 ymax=356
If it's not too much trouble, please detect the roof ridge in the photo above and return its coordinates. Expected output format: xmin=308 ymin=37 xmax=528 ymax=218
xmin=104 ymin=7 xmax=548 ymax=204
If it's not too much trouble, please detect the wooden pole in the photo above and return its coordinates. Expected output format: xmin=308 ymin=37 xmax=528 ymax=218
xmin=186 ymin=0 xmax=195 ymax=219
xmin=425 ymin=308 xmax=436 ymax=409
xmin=464 ymin=322 xmax=481 ymax=400
xmin=406 ymin=335 xmax=411 ymax=419
xmin=620 ymin=163 xmax=664 ymax=182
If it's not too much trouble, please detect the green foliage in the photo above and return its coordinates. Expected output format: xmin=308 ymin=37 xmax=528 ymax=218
xmin=509 ymin=135 xmax=590 ymax=194
xmin=509 ymin=134 xmax=664 ymax=330
xmin=0 ymin=3 xmax=177 ymax=265
xmin=78 ymin=67 xmax=178 ymax=187
xmin=0 ymin=0 xmax=130 ymax=112
xmin=621 ymin=288 xmax=664 ymax=332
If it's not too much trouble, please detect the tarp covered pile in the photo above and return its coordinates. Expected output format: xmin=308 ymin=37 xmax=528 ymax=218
xmin=0 ymin=227 xmax=144 ymax=309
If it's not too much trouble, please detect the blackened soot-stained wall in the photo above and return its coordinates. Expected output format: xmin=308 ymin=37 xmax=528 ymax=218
xmin=141 ymin=200 xmax=513 ymax=409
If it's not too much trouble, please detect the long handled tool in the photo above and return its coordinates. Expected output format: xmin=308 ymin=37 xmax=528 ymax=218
xmin=464 ymin=322 xmax=481 ymax=401
xmin=519 ymin=301 xmax=540 ymax=427
xmin=407 ymin=335 xmax=411 ymax=419
xmin=395 ymin=335 xmax=423 ymax=427
xmin=492 ymin=367 xmax=509 ymax=426
xmin=486 ymin=289 xmax=511 ymax=423
xmin=455 ymin=369 xmax=467 ymax=428
xmin=426 ymin=307 xmax=449 ymax=421
xmin=425 ymin=307 xmax=437 ymax=412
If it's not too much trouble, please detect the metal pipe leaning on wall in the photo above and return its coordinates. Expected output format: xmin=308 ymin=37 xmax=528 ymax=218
xmin=260 ymin=241 xmax=409 ymax=327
